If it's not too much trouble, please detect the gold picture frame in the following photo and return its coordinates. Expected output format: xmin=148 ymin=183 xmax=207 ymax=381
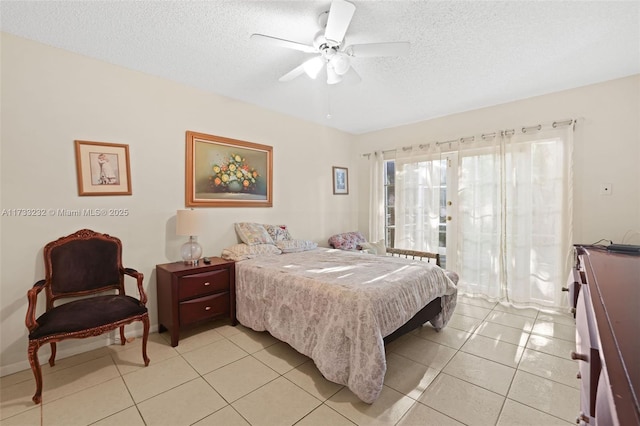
xmin=332 ymin=166 xmax=349 ymax=195
xmin=74 ymin=140 xmax=132 ymax=196
xmin=185 ymin=131 xmax=273 ymax=207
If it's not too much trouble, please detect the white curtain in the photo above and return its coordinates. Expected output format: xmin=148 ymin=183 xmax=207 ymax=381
xmin=456 ymin=136 xmax=503 ymax=300
xmin=394 ymin=144 xmax=442 ymax=252
xmin=368 ymin=151 xmax=385 ymax=242
xmin=376 ymin=121 xmax=575 ymax=308
xmin=455 ymin=124 xmax=574 ymax=307
xmin=502 ymin=126 xmax=574 ymax=306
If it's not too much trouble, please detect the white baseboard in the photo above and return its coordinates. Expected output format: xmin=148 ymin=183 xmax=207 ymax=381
xmin=1 ymin=324 xmax=159 ymax=378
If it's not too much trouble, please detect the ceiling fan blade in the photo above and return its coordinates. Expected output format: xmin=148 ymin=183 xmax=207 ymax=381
xmin=279 ymin=63 xmax=307 ymax=82
xmin=302 ymin=56 xmax=324 ymax=79
xmin=349 ymin=42 xmax=410 ymax=58
xmin=324 ymin=0 xmax=356 ymax=44
xmin=251 ymin=33 xmax=316 ymax=53
xmin=279 ymin=56 xmax=325 ymax=82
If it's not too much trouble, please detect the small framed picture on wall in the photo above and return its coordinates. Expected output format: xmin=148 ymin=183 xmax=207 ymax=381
xmin=332 ymin=166 xmax=349 ymax=195
xmin=74 ymin=140 xmax=132 ymax=196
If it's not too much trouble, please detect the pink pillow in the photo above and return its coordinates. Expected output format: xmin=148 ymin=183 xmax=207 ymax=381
xmin=328 ymin=231 xmax=366 ymax=250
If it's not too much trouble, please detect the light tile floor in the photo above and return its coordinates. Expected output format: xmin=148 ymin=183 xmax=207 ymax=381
xmin=1 ymin=296 xmax=579 ymax=425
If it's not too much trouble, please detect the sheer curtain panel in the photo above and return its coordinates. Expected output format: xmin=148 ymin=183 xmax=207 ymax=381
xmin=502 ymin=126 xmax=574 ymax=306
xmin=368 ymin=151 xmax=386 ymax=242
xmin=455 ymin=123 xmax=574 ymax=308
xmin=394 ymin=144 xmax=442 ymax=253
xmin=456 ymin=136 xmax=504 ymax=300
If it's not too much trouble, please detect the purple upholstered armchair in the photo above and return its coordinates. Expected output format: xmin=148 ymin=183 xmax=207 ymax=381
xmin=25 ymin=229 xmax=150 ymax=404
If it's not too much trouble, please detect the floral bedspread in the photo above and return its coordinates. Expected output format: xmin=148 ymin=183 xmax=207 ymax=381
xmin=235 ymin=248 xmax=458 ymax=403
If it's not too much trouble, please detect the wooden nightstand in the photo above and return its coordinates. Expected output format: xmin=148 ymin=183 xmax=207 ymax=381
xmin=156 ymin=257 xmax=236 ymax=347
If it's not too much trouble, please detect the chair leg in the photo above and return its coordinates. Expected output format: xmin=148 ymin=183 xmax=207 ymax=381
xmin=119 ymin=326 xmax=126 ymax=345
xmin=28 ymin=341 xmax=43 ymax=404
xmin=142 ymin=315 xmax=150 ymax=366
xmin=48 ymin=342 xmax=57 ymax=367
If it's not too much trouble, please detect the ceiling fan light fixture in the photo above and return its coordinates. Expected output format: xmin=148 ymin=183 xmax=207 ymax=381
xmin=326 ymin=64 xmax=342 ymax=85
xmin=330 ymin=54 xmax=350 ymax=75
xmin=255 ymin=0 xmax=410 ymax=87
xmin=303 ymin=56 xmax=324 ymax=79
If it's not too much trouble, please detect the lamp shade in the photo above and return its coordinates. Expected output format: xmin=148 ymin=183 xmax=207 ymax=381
xmin=176 ymin=209 xmax=205 ymax=236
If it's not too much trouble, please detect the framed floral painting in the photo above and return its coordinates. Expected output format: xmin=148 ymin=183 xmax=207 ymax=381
xmin=185 ymin=131 xmax=273 ymax=207
xmin=74 ymin=140 xmax=132 ymax=196
xmin=332 ymin=166 xmax=349 ymax=195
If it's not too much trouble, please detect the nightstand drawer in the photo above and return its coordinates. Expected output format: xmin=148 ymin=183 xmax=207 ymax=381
xmin=179 ymin=269 xmax=230 ymax=300
xmin=179 ymin=292 xmax=229 ymax=325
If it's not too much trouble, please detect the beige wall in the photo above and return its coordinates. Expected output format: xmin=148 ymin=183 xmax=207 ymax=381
xmin=355 ymin=74 xmax=640 ymax=246
xmin=0 ymin=33 xmax=358 ymax=375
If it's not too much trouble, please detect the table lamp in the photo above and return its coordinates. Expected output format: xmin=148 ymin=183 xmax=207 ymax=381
xmin=176 ymin=209 xmax=205 ymax=265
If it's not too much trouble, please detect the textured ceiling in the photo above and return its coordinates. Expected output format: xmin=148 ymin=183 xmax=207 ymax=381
xmin=1 ymin=1 xmax=639 ymax=134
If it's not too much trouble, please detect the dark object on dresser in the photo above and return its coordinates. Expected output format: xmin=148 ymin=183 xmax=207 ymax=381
xmin=606 ymin=243 xmax=640 ymax=254
xmin=156 ymin=257 xmax=236 ymax=347
xmin=573 ymin=246 xmax=639 ymax=425
xmin=25 ymin=229 xmax=150 ymax=404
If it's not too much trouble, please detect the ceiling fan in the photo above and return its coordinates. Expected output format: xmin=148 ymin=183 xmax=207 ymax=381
xmin=251 ymin=0 xmax=410 ymax=85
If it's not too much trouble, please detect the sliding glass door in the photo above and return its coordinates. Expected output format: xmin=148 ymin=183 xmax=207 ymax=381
xmin=384 ymin=152 xmax=458 ymax=269
xmin=375 ymin=122 xmax=573 ymax=307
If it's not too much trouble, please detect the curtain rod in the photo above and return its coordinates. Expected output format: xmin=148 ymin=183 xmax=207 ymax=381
xmin=361 ymin=118 xmax=575 ymax=157
xmin=361 ymin=148 xmax=395 ymax=158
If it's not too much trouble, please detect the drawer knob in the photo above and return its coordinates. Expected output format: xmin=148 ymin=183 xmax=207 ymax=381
xmin=577 ymin=372 xmax=581 ymax=379
xmin=562 ymin=287 xmax=569 ymax=292
xmin=571 ymin=351 xmax=588 ymax=362
xmin=205 ymin=306 xmax=211 ymax=311
xmin=204 ymin=282 xmax=211 ymax=286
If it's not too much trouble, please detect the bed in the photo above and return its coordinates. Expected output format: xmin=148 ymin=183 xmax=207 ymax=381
xmin=233 ymin=247 xmax=458 ymax=403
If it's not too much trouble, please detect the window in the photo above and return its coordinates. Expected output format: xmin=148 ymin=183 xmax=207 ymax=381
xmin=385 ymin=156 xmax=453 ymax=267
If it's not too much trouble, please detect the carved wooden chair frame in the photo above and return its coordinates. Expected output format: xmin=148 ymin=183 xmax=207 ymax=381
xmin=25 ymin=229 xmax=150 ymax=404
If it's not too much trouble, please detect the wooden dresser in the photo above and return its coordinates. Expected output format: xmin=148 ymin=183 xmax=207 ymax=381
xmin=156 ymin=257 xmax=236 ymax=347
xmin=572 ymin=246 xmax=639 ymax=425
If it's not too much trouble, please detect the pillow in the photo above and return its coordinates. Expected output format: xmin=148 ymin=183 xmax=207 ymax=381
xmin=275 ymin=239 xmax=318 ymax=253
xmin=263 ymin=224 xmax=293 ymax=242
xmin=359 ymin=240 xmax=387 ymax=255
xmin=234 ymin=222 xmax=274 ymax=245
xmin=221 ymin=243 xmax=281 ymax=261
xmin=327 ymin=231 xmax=366 ymax=250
